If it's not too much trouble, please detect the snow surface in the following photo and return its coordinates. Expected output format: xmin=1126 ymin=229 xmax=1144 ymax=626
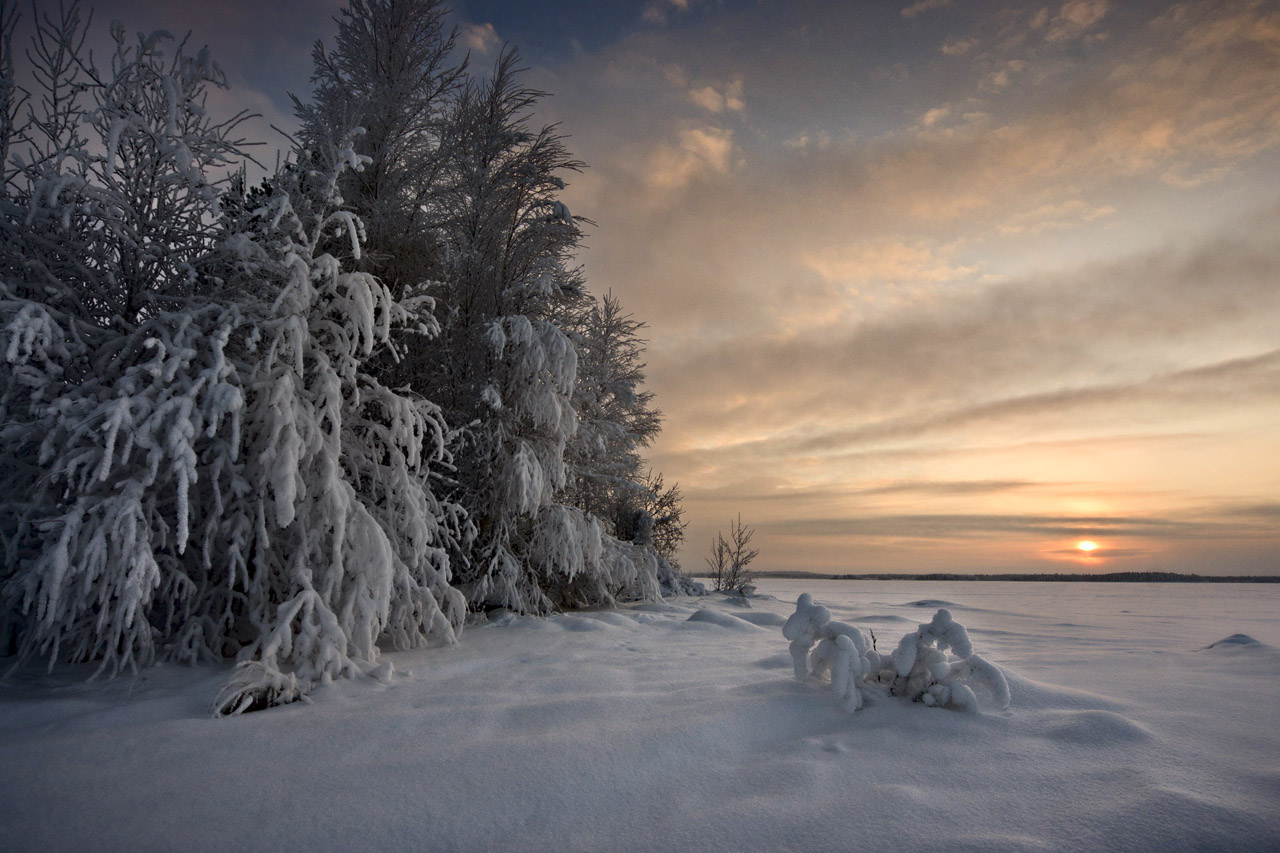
xmin=3 ymin=580 xmax=1279 ymax=852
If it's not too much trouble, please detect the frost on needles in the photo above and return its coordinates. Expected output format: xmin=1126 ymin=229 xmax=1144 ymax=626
xmin=783 ymin=594 xmax=1011 ymax=713
xmin=0 ymin=0 xmax=693 ymax=713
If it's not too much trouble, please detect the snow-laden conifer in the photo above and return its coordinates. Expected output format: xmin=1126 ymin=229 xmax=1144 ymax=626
xmin=209 ymin=148 xmax=466 ymax=713
xmin=0 ymin=5 xmax=465 ymax=711
xmin=294 ymin=0 xmax=462 ymax=299
xmin=0 ymin=7 xmax=256 ymax=672
xmin=429 ymin=51 xmax=668 ymax=612
xmin=291 ymin=3 xmax=691 ymax=612
xmin=563 ymin=293 xmax=696 ymax=595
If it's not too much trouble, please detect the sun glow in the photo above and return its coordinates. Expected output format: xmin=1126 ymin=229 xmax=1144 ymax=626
xmin=1077 ymin=540 xmax=1099 ymax=553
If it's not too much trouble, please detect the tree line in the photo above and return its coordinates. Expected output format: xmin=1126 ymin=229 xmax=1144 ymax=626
xmin=0 ymin=0 xmax=693 ymax=712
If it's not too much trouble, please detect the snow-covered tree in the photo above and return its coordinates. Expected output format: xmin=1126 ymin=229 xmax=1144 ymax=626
xmin=290 ymin=5 xmax=690 ymax=612
xmin=0 ymin=5 xmax=257 ymax=670
xmin=565 ymin=295 xmax=658 ymax=527
xmin=428 ymin=51 xmax=666 ymax=612
xmin=563 ymin=293 xmax=696 ymax=596
xmin=206 ymin=144 xmax=467 ymax=714
xmin=294 ymin=0 xmax=461 ymax=299
xmin=0 ymin=6 xmax=465 ymax=712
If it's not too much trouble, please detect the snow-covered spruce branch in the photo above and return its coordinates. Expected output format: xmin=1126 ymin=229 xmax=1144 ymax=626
xmin=782 ymin=594 xmax=1010 ymax=713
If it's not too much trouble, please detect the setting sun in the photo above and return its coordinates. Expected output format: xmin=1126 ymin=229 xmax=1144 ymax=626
xmin=1077 ymin=541 xmax=1099 ymax=553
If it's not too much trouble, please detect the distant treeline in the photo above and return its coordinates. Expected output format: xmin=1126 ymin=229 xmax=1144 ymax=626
xmin=751 ymin=571 xmax=1280 ymax=583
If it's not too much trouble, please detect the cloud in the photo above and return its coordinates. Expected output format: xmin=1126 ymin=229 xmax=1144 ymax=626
xmin=642 ymin=0 xmax=692 ymax=26
xmin=941 ymin=37 xmax=978 ymax=56
xmin=640 ymin=217 xmax=1280 ymax=486
xmin=997 ymin=199 xmax=1116 ymax=234
xmin=1046 ymin=547 xmax=1150 ymax=558
xmin=853 ymin=480 xmax=1045 ymax=497
xmin=983 ymin=59 xmax=1028 ymax=90
xmin=762 ymin=513 xmax=1216 ymax=541
xmin=687 ymin=79 xmax=744 ymax=114
xmin=460 ymin=22 xmax=501 ymax=54
xmin=783 ymin=348 xmax=1280 ymax=456
xmin=920 ymin=106 xmax=951 ymax=127
xmin=901 ymin=0 xmax=952 ymax=19
xmin=1044 ymin=0 xmax=1110 ymax=43
xmin=644 ymin=125 xmax=735 ymax=189
xmin=800 ymin=240 xmax=979 ymax=288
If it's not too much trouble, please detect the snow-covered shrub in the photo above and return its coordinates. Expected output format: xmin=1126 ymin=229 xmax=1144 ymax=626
xmin=783 ymin=594 xmax=1010 ymax=713
xmin=878 ymin=608 xmax=1010 ymax=712
xmin=658 ymin=560 xmax=706 ymax=597
xmin=783 ymin=593 xmax=877 ymax=711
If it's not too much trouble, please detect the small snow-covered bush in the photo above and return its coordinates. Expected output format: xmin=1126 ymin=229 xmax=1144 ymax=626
xmin=782 ymin=593 xmax=1010 ymax=713
xmin=882 ymin=607 xmax=1010 ymax=712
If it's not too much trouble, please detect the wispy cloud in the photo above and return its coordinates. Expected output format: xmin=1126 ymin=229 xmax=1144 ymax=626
xmin=1043 ymin=0 xmax=1111 ymax=43
xmin=642 ymin=0 xmax=693 ymax=26
xmin=687 ymin=79 xmax=745 ymax=114
xmin=902 ymin=0 xmax=952 ymax=20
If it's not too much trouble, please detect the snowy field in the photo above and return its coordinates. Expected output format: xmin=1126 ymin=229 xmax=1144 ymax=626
xmin=3 ymin=579 xmax=1279 ymax=852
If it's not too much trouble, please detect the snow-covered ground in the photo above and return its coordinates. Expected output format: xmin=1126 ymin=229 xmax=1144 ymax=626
xmin=3 ymin=580 xmax=1278 ymax=852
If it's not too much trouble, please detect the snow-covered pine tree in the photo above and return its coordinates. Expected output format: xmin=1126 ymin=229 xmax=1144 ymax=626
xmin=294 ymin=0 xmax=461 ymax=301
xmin=288 ymin=0 xmax=472 ymax=571
xmin=0 ymin=5 xmax=465 ymax=711
xmin=565 ymin=293 xmax=660 ymax=533
xmin=564 ymin=292 xmax=693 ymax=595
xmin=208 ymin=143 xmax=466 ymax=714
xmin=431 ymin=51 xmax=662 ymax=612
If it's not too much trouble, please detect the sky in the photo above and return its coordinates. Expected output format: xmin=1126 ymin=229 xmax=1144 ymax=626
xmin=38 ymin=0 xmax=1280 ymax=576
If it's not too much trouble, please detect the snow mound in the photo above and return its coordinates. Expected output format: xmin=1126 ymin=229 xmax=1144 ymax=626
xmin=631 ymin=602 xmax=689 ymax=614
xmin=685 ymin=609 xmax=762 ymax=631
xmin=1206 ymin=633 xmax=1260 ymax=648
xmin=555 ymin=616 xmax=616 ymax=633
xmin=577 ymin=612 xmax=638 ymax=629
xmin=1001 ymin=671 xmax=1126 ymax=712
xmin=1038 ymin=709 xmax=1154 ymax=745
xmin=734 ymin=611 xmax=788 ymax=628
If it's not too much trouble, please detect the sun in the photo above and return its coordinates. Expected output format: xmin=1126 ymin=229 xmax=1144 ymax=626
xmin=1076 ymin=540 xmax=1099 ymax=553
